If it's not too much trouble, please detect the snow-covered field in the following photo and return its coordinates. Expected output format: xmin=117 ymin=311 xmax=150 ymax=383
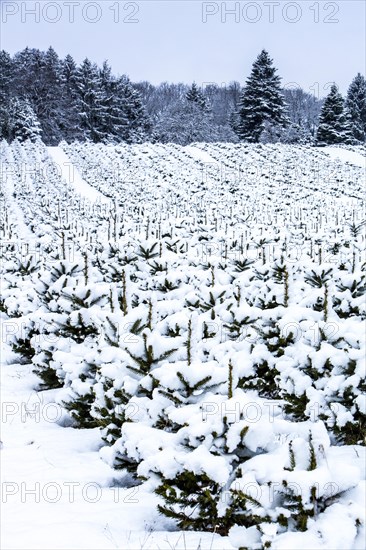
xmin=0 ymin=140 xmax=365 ymax=549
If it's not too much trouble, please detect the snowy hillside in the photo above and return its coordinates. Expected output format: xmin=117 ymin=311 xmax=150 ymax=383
xmin=1 ymin=139 xmax=365 ymax=550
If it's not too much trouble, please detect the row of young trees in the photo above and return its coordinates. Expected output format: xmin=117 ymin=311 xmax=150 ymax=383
xmin=0 ymin=47 xmax=365 ymax=146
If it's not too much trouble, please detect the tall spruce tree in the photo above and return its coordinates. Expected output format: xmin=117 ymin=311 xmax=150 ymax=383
xmin=237 ymin=49 xmax=288 ymax=142
xmin=7 ymin=97 xmax=42 ymax=142
xmin=345 ymin=73 xmax=366 ymax=144
xmin=75 ymin=58 xmax=106 ymax=142
xmin=97 ymin=61 xmax=123 ymax=141
xmin=0 ymin=50 xmax=14 ymax=139
xmin=11 ymin=47 xmax=64 ymax=144
xmin=186 ymin=82 xmax=209 ymax=111
xmin=60 ymin=54 xmax=80 ymax=142
xmin=12 ymin=48 xmax=45 ymax=120
xmin=115 ymin=76 xmax=150 ymax=143
xmin=316 ymin=84 xmax=350 ymax=145
xmin=41 ymin=47 xmax=64 ymax=144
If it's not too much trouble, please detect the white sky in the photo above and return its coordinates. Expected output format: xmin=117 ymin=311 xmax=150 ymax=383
xmin=1 ymin=0 xmax=365 ymax=97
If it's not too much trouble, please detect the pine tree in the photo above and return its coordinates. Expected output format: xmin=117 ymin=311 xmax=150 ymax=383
xmin=11 ymin=47 xmax=64 ymax=144
xmin=316 ymin=84 xmax=350 ymax=145
xmin=75 ymin=58 xmax=106 ymax=142
xmin=40 ymin=47 xmax=64 ymax=144
xmin=12 ymin=48 xmax=46 ymax=117
xmin=345 ymin=73 xmax=366 ymax=144
xmin=186 ymin=82 xmax=209 ymax=111
xmin=7 ymin=97 xmax=42 ymax=142
xmin=115 ymin=76 xmax=150 ymax=143
xmin=0 ymin=50 xmax=13 ymax=139
xmin=237 ymin=50 xmax=289 ymax=142
xmin=98 ymin=61 xmax=126 ymax=142
xmin=59 ymin=54 xmax=80 ymax=142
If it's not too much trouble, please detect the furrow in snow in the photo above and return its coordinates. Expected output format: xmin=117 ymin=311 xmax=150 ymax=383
xmin=47 ymin=147 xmax=111 ymax=205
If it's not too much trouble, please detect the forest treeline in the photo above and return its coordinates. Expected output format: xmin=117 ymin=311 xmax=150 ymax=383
xmin=0 ymin=47 xmax=365 ymax=146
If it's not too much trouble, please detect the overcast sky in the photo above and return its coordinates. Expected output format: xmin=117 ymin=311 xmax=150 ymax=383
xmin=1 ymin=0 xmax=365 ymax=96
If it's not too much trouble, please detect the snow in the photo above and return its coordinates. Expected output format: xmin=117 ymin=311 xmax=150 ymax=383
xmin=321 ymin=147 xmax=366 ymax=169
xmin=1 ymin=148 xmax=37 ymax=242
xmin=184 ymin=145 xmax=216 ymax=164
xmin=2 ymin=140 xmax=365 ymax=550
xmin=46 ymin=147 xmax=111 ymax=204
xmin=0 ymin=341 xmax=233 ymax=550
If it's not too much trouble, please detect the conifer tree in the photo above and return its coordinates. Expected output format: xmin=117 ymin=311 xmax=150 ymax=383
xmin=41 ymin=47 xmax=64 ymax=144
xmin=98 ymin=61 xmax=125 ymax=141
xmin=12 ymin=48 xmax=45 ymax=115
xmin=0 ymin=50 xmax=13 ymax=139
xmin=345 ymin=73 xmax=366 ymax=143
xmin=316 ymin=84 xmax=350 ymax=145
xmin=59 ymin=54 xmax=80 ymax=141
xmin=237 ymin=49 xmax=288 ymax=142
xmin=7 ymin=97 xmax=42 ymax=142
xmin=11 ymin=47 xmax=63 ymax=143
xmin=186 ymin=82 xmax=209 ymax=111
xmin=75 ymin=58 xmax=106 ymax=142
xmin=113 ymin=75 xmax=150 ymax=143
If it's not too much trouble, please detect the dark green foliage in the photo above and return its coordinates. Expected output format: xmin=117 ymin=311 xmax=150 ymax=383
xmin=232 ymin=258 xmax=255 ymax=272
xmin=278 ymin=480 xmax=315 ymax=532
xmin=128 ymin=318 xmax=149 ymax=335
xmin=11 ymin=337 xmax=36 ymax=362
xmin=54 ymin=312 xmax=99 ymax=344
xmin=346 ymin=220 xmax=366 ymax=239
xmin=238 ymin=360 xmax=280 ymax=399
xmin=186 ymin=290 xmax=226 ymax=320
xmin=186 ymin=317 xmax=192 ymax=366
xmin=316 ymin=84 xmax=351 ymax=145
xmin=253 ymin=268 xmax=270 ymax=281
xmin=237 ymin=50 xmax=288 ymax=142
xmin=186 ymin=82 xmax=209 ymax=111
xmin=5 ymin=97 xmax=42 ymax=142
xmin=228 ymin=361 xmax=233 ymax=398
xmin=330 ymin=359 xmax=366 ymax=444
xmin=10 ymin=320 xmax=39 ymax=362
xmin=149 ymin=261 xmax=168 ymax=275
xmin=158 ymin=372 xmax=213 ymax=403
xmin=5 ymin=257 xmax=40 ymax=277
xmin=308 ymin=432 xmax=317 ymax=471
xmin=156 ymin=278 xmax=180 ymax=292
xmin=165 ymin=239 xmax=187 ymax=254
xmin=104 ymin=316 xmax=120 ymax=347
xmin=50 ymin=262 xmax=81 ymax=282
xmin=155 ymin=471 xmax=263 ymax=536
xmin=305 ymin=268 xmax=333 ymax=288
xmin=345 ymin=73 xmax=366 ymax=143
xmin=124 ymin=332 xmax=178 ymax=376
xmin=167 ymin=324 xmax=182 ymax=337
xmin=331 ymin=415 xmax=366 ymax=446
xmin=94 ymin=378 xmax=132 ymax=445
xmin=272 ymin=262 xmax=289 ymax=306
xmin=283 ymin=392 xmax=309 ymax=420
xmin=286 ymin=441 xmax=296 ymax=471
xmin=202 ymin=321 xmax=216 ymax=339
xmin=33 ymin=348 xmax=63 ymax=390
xmin=257 ymin=318 xmax=295 ymax=356
xmin=61 ymin=288 xmax=105 ymax=310
xmin=257 ymin=293 xmax=280 ymax=310
xmin=137 ymin=243 xmax=159 ymax=260
xmin=224 ymin=311 xmax=254 ymax=341
xmin=62 ymin=388 xmax=98 ymax=428
xmin=2 ymin=47 xmax=149 ymax=144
